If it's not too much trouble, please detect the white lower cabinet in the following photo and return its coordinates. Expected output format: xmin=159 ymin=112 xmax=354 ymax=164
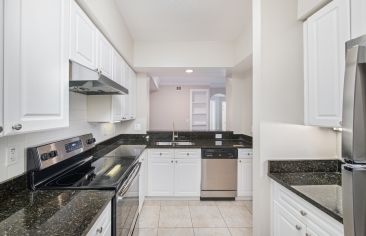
xmin=147 ymin=149 xmax=201 ymax=197
xmin=86 ymin=201 xmax=112 ymax=236
xmin=237 ymin=149 xmax=253 ymax=198
xmin=139 ymin=150 xmax=148 ymax=212
xmin=272 ymin=182 xmax=343 ymax=236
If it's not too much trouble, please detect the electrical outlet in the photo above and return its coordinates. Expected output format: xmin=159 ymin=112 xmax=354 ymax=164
xmin=134 ymin=123 xmax=141 ymax=131
xmin=215 ymin=133 xmax=223 ymax=139
xmin=6 ymin=147 xmax=17 ymax=166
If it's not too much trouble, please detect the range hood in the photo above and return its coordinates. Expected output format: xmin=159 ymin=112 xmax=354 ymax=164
xmin=69 ymin=61 xmax=129 ymax=95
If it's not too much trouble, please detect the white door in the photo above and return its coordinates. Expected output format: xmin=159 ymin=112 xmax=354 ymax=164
xmin=122 ymin=64 xmax=131 ymax=120
xmin=97 ymin=33 xmax=113 ymax=78
xmin=351 ymin=0 xmax=366 ymax=39
xmin=273 ymin=203 xmax=306 ymax=236
xmin=304 ymin=0 xmax=350 ymax=127
xmin=148 ymin=157 xmax=174 ymax=196
xmin=0 ymin=0 xmax=3 ymax=137
xmin=112 ymin=52 xmax=123 ymax=121
xmin=3 ymin=0 xmax=69 ymax=135
xmin=237 ymin=159 xmax=252 ymax=197
xmin=174 ymin=158 xmax=201 ymax=196
xmin=69 ymin=0 xmax=97 ymax=70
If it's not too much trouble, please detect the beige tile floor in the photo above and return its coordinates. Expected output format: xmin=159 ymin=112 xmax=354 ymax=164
xmin=133 ymin=200 xmax=252 ymax=236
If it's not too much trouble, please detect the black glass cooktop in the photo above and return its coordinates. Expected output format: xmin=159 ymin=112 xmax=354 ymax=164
xmin=42 ymin=145 xmax=146 ymax=190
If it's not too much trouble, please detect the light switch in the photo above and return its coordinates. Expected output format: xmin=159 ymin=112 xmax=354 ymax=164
xmin=135 ymin=123 xmax=141 ymax=131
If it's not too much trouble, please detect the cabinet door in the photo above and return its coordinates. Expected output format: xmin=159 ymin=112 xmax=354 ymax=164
xmin=174 ymin=158 xmax=201 ymax=196
xmin=148 ymin=157 xmax=174 ymax=196
xmin=350 ymin=0 xmax=366 ymax=39
xmin=4 ymin=0 xmax=69 ymax=135
xmin=112 ymin=52 xmax=123 ymax=121
xmin=70 ymin=0 xmax=97 ymax=70
xmin=237 ymin=159 xmax=252 ymax=197
xmin=129 ymin=69 xmax=137 ymax=120
xmin=304 ymin=0 xmax=350 ymax=127
xmin=122 ymin=64 xmax=131 ymax=120
xmin=273 ymin=202 xmax=306 ymax=236
xmin=97 ymin=33 xmax=113 ymax=78
xmin=0 ymin=0 xmax=3 ymax=137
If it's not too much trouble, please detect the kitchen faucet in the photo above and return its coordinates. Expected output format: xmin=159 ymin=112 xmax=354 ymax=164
xmin=172 ymin=122 xmax=178 ymax=141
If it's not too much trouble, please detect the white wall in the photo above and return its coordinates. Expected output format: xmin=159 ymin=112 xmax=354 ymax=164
xmin=134 ymin=41 xmax=236 ymax=68
xmin=0 ymin=92 xmax=121 ymax=183
xmin=252 ymin=0 xmax=338 ymax=235
xmin=234 ymin=25 xmax=253 ymax=65
xmin=226 ymin=70 xmax=252 ymax=135
xmin=76 ymin=0 xmax=134 ymax=64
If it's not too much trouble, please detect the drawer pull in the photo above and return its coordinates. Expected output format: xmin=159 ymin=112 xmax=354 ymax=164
xmin=96 ymin=226 xmax=103 ymax=233
xmin=295 ymin=225 xmax=302 ymax=231
xmin=171 ymin=160 xmax=173 ymax=163
xmin=159 ymin=153 xmax=162 ymax=156
xmin=300 ymin=210 xmax=307 ymax=216
xmin=187 ymin=153 xmax=190 ymax=156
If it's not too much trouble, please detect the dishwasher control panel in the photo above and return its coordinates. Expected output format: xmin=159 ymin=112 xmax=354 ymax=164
xmin=201 ymin=148 xmax=238 ymax=159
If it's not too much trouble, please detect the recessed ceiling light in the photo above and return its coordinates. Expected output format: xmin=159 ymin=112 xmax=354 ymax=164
xmin=185 ymin=69 xmax=193 ymax=74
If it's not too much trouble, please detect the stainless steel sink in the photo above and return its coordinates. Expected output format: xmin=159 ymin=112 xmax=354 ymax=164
xmin=155 ymin=141 xmax=195 ymax=146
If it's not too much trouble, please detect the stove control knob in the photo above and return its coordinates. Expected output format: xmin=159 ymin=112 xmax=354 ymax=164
xmin=40 ymin=153 xmax=49 ymax=161
xmin=48 ymin=150 xmax=58 ymax=158
xmin=87 ymin=138 xmax=96 ymax=145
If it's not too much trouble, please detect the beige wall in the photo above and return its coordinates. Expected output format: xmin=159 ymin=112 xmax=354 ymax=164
xmin=252 ymin=0 xmax=338 ymax=235
xmin=226 ymin=70 xmax=252 ymax=135
xmin=76 ymin=0 xmax=134 ymax=65
xmin=150 ymin=86 xmax=212 ymax=131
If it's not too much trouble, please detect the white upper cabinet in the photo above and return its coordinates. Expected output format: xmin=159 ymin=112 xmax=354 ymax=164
xmin=304 ymin=0 xmax=350 ymax=127
xmin=122 ymin=64 xmax=131 ymax=121
xmin=97 ymin=33 xmax=114 ymax=78
xmin=70 ymin=0 xmax=97 ymax=70
xmin=3 ymin=0 xmax=70 ymax=135
xmin=350 ymin=0 xmax=366 ymax=38
xmin=112 ymin=52 xmax=123 ymax=121
xmin=129 ymin=68 xmax=137 ymax=120
xmin=0 ymin=0 xmax=3 ymax=137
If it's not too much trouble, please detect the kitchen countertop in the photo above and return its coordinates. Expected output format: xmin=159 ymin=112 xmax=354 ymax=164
xmin=0 ymin=175 xmax=114 ymax=236
xmin=268 ymin=160 xmax=343 ymax=223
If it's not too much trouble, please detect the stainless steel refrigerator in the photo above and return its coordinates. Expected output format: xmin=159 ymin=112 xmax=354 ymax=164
xmin=342 ymin=34 xmax=366 ymax=236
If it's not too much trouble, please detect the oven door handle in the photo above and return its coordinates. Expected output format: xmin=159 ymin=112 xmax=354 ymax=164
xmin=117 ymin=162 xmax=141 ymax=198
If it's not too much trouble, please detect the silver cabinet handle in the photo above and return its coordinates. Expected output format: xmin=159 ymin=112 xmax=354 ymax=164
xmin=300 ymin=210 xmax=307 ymax=216
xmin=295 ymin=225 xmax=302 ymax=230
xmin=12 ymin=124 xmax=22 ymax=130
xmin=96 ymin=226 xmax=103 ymax=233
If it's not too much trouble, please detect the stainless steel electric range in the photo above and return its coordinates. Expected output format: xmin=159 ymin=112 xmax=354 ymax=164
xmin=26 ymin=134 xmax=146 ymax=236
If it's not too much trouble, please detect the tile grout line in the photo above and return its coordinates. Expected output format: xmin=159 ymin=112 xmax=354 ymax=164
xmin=216 ymin=202 xmax=233 ymax=236
xmin=187 ymin=202 xmax=196 ymax=236
xmin=157 ymin=201 xmax=161 ymax=235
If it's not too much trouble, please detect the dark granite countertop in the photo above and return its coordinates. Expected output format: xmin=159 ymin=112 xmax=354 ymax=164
xmin=0 ymin=175 xmax=114 ymax=236
xmin=268 ymin=160 xmax=343 ymax=223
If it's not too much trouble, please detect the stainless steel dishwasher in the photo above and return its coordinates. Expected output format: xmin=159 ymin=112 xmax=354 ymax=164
xmin=201 ymin=148 xmax=238 ymax=199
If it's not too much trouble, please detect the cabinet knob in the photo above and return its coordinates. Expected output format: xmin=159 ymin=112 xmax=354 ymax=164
xmin=171 ymin=160 xmax=173 ymax=163
xmin=159 ymin=153 xmax=162 ymax=156
xmin=12 ymin=124 xmax=22 ymax=131
xmin=176 ymin=160 xmax=178 ymax=163
xmin=306 ymin=233 xmax=311 ymax=236
xmin=96 ymin=226 xmax=103 ymax=233
xmin=295 ymin=225 xmax=302 ymax=231
xmin=239 ymin=160 xmax=242 ymax=163
xmin=187 ymin=153 xmax=190 ymax=156
xmin=300 ymin=210 xmax=307 ymax=216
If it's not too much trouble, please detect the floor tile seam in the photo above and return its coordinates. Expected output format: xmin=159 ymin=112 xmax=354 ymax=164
xmin=217 ymin=205 xmax=233 ymax=236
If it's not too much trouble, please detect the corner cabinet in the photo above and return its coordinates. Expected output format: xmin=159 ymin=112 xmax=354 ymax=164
xmin=304 ymin=0 xmax=350 ymax=127
xmin=147 ymin=149 xmax=201 ymax=197
xmin=271 ymin=182 xmax=343 ymax=236
xmin=3 ymin=0 xmax=70 ymax=135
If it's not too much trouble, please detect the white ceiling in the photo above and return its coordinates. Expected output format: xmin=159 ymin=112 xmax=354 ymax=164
xmin=115 ymin=0 xmax=251 ymax=41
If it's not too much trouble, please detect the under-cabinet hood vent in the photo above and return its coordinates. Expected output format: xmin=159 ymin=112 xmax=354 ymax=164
xmin=69 ymin=61 xmax=128 ymax=95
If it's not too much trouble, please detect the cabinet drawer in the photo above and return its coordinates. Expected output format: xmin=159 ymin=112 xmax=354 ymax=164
xmin=174 ymin=149 xmax=201 ymax=159
xmin=86 ymin=201 xmax=111 ymax=236
xmin=272 ymin=182 xmax=343 ymax=235
xmin=238 ymin=149 xmax=253 ymax=159
xmin=149 ymin=149 xmax=174 ymax=158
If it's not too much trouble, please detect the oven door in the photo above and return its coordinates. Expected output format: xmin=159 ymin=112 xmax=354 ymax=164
xmin=116 ymin=162 xmax=141 ymax=236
